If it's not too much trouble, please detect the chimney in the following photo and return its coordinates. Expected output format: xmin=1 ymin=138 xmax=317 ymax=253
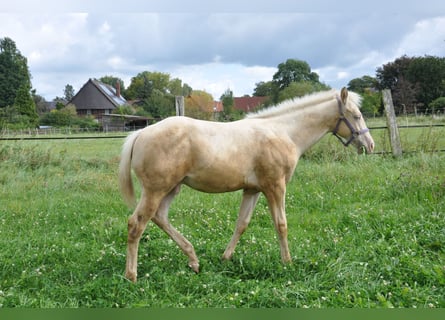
xmin=115 ymin=81 xmax=121 ymax=98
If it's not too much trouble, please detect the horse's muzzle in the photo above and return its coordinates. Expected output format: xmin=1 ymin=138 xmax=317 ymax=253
xmin=358 ymin=134 xmax=375 ymax=154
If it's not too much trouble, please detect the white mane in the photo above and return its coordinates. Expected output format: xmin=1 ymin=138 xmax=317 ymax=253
xmin=246 ymin=89 xmax=362 ymax=119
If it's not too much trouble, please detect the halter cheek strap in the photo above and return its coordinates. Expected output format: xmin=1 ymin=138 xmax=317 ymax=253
xmin=332 ymin=97 xmax=369 ymax=147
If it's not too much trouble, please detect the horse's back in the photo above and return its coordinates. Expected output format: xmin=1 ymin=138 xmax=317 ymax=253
xmin=131 ymin=116 xmax=298 ymax=193
xmin=135 ymin=116 xmax=247 ymax=151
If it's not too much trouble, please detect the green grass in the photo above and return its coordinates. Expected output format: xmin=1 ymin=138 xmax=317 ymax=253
xmin=366 ymin=115 xmax=445 ymax=153
xmin=0 ymin=131 xmax=444 ymax=308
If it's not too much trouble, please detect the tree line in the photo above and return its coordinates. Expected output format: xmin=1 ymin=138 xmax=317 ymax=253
xmin=1 ymin=36 xmax=445 ymax=129
xmin=0 ymin=37 xmax=39 ymax=128
xmin=346 ymin=55 xmax=445 ymax=115
xmin=251 ymin=56 xmax=445 ymax=117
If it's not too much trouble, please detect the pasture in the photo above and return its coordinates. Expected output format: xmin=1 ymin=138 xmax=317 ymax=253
xmin=0 ymin=123 xmax=444 ymax=308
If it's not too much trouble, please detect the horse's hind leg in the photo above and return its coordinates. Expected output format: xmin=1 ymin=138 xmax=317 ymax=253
xmin=222 ymin=190 xmax=260 ymax=260
xmin=125 ymin=191 xmax=164 ymax=283
xmin=152 ymin=185 xmax=200 ymax=273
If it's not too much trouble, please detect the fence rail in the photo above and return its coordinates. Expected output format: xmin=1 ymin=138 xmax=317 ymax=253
xmin=1 ymin=124 xmax=444 ymax=154
xmin=1 ymin=124 xmax=444 ymax=139
xmin=0 ymin=135 xmax=126 ymax=141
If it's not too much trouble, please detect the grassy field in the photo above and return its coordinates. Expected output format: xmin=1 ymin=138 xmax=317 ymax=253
xmin=365 ymin=115 xmax=445 ymax=154
xmin=0 ymin=122 xmax=444 ymax=308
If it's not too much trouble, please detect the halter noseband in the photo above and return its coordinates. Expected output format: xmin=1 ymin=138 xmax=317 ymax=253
xmin=332 ymin=97 xmax=369 ymax=147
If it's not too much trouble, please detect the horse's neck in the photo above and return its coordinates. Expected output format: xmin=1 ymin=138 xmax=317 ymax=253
xmin=268 ymin=100 xmax=337 ymax=155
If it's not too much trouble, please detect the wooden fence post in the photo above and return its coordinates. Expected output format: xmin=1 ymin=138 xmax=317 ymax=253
xmin=175 ymin=96 xmax=184 ymax=116
xmin=382 ymin=89 xmax=403 ymax=157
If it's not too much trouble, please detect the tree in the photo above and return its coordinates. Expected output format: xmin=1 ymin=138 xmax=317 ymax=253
xmin=0 ymin=37 xmax=32 ymax=108
xmin=112 ymin=105 xmax=134 ymax=116
xmin=276 ymin=81 xmax=330 ymax=103
xmin=407 ymin=55 xmax=445 ymax=108
xmin=264 ymin=58 xmax=328 ymax=104
xmin=220 ymin=88 xmax=235 ymax=121
xmin=53 ymin=97 xmax=66 ymax=111
xmin=167 ymin=78 xmax=193 ymax=97
xmin=376 ymin=55 xmax=445 ymax=113
xmin=376 ymin=55 xmax=414 ymax=91
xmin=347 ymin=76 xmax=378 ymax=93
xmin=429 ymin=97 xmax=445 ymax=113
xmin=0 ymin=106 xmax=20 ymax=128
xmin=13 ymin=84 xmax=38 ymax=127
xmin=142 ymin=89 xmax=175 ymax=118
xmin=376 ymin=56 xmax=417 ymax=113
xmin=125 ymin=72 xmax=154 ymax=100
xmin=32 ymin=91 xmax=49 ymax=115
xmin=100 ymin=75 xmax=124 ymax=90
xmin=168 ymin=78 xmax=183 ymax=96
xmin=125 ymin=71 xmax=176 ymax=100
xmin=63 ymin=84 xmax=75 ymax=101
xmin=347 ymin=76 xmax=382 ymax=116
xmin=182 ymin=83 xmax=193 ymax=97
xmin=360 ymin=89 xmax=382 ymax=117
xmin=272 ymin=59 xmax=320 ymax=90
xmin=392 ymin=76 xmax=419 ymax=114
xmin=185 ymin=91 xmax=214 ymax=120
xmin=253 ymin=81 xmax=276 ymax=97
xmin=125 ymin=71 xmax=193 ymax=118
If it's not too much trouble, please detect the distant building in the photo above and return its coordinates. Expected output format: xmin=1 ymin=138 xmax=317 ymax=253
xmin=233 ymin=96 xmax=268 ymax=112
xmin=70 ymin=78 xmax=127 ymax=120
xmin=101 ymin=114 xmax=155 ymax=132
xmin=213 ymin=101 xmax=223 ymax=112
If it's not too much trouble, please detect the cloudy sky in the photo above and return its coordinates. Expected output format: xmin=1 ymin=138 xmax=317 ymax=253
xmin=1 ymin=0 xmax=444 ymax=100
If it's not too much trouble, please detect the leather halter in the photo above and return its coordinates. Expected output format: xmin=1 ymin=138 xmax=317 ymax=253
xmin=332 ymin=97 xmax=369 ymax=147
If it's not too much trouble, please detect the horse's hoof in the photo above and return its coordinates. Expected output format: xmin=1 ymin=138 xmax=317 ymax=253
xmin=221 ymin=252 xmax=233 ymax=261
xmin=189 ymin=262 xmax=200 ymax=273
xmin=125 ymin=271 xmax=137 ymax=283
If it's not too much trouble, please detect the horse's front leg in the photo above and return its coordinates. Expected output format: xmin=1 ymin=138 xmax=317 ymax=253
xmin=264 ymin=184 xmax=292 ymax=263
xmin=222 ymin=190 xmax=260 ymax=260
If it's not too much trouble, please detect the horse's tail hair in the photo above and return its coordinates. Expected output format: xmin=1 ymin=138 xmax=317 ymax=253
xmin=118 ymin=129 xmax=141 ymax=208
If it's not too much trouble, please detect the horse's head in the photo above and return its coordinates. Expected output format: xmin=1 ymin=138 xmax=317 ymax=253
xmin=332 ymin=88 xmax=375 ymax=154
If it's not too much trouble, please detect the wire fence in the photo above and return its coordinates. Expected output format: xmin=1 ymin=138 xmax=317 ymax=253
xmin=1 ymin=124 xmax=444 ymax=154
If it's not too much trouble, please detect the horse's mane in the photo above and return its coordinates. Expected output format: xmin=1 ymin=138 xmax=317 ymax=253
xmin=246 ymin=89 xmax=362 ymax=119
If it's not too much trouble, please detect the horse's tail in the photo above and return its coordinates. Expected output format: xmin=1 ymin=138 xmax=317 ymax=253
xmin=119 ymin=129 xmax=141 ymax=208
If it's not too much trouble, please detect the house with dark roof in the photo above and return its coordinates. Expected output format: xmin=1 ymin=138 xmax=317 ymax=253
xmin=70 ymin=78 xmax=127 ymax=119
xmin=233 ymin=96 xmax=268 ymax=112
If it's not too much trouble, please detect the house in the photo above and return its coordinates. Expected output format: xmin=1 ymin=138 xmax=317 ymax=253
xmin=233 ymin=96 xmax=268 ymax=112
xmin=213 ymin=101 xmax=223 ymax=112
xmin=70 ymin=78 xmax=127 ymax=119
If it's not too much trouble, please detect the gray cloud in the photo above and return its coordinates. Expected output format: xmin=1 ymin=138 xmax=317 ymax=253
xmin=1 ymin=1 xmax=444 ymax=99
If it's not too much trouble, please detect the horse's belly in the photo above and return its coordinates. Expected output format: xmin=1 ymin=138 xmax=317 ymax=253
xmin=182 ymin=169 xmax=256 ymax=193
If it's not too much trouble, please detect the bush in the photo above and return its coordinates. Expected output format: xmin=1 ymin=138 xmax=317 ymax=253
xmin=429 ymin=97 xmax=445 ymax=113
xmin=361 ymin=90 xmax=382 ymax=117
xmin=0 ymin=105 xmax=38 ymax=129
xmin=39 ymin=104 xmax=99 ymax=129
xmin=73 ymin=116 xmax=100 ymax=129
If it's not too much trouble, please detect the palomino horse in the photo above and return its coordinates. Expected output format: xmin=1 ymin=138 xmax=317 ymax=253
xmin=119 ymin=88 xmax=374 ymax=282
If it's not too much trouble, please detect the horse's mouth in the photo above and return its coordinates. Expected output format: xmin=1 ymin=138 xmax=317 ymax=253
xmin=358 ymin=140 xmax=374 ymax=154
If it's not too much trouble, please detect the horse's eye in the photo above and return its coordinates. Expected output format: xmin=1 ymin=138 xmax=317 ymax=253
xmin=353 ymin=115 xmax=362 ymax=120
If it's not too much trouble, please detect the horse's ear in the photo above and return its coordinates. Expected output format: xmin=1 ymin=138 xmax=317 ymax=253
xmin=340 ymin=87 xmax=348 ymax=105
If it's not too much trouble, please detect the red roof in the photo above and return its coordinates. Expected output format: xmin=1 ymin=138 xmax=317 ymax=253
xmin=233 ymin=96 xmax=268 ymax=112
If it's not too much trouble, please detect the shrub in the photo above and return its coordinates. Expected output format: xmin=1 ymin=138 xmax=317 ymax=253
xmin=429 ymin=97 xmax=445 ymax=113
